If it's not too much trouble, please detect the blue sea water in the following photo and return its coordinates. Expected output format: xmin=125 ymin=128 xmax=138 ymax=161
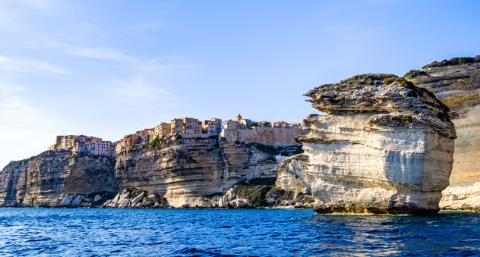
xmin=0 ymin=208 xmax=479 ymax=256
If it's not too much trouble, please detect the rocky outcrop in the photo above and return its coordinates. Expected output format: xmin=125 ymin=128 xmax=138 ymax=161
xmin=404 ymin=57 xmax=480 ymax=210
xmin=278 ymin=74 xmax=456 ymax=214
xmin=0 ymin=150 xmax=116 ymax=207
xmin=103 ymin=188 xmax=168 ymax=208
xmin=0 ymin=130 xmax=301 ymax=209
xmin=111 ymin=134 xmax=302 ymax=208
xmin=6 ymin=57 xmax=476 ymax=212
xmin=222 ymin=178 xmax=315 ymax=209
xmin=440 ymin=183 xmax=480 ymax=211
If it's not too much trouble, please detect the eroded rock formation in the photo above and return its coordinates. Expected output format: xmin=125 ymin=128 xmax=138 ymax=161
xmin=0 ymin=150 xmax=116 ymax=207
xmin=103 ymin=188 xmax=168 ymax=208
xmin=404 ymin=56 xmax=480 ymax=210
xmin=109 ymin=134 xmax=302 ymax=208
xmin=3 ymin=57 xmax=475 ymax=212
xmin=278 ymin=74 xmax=456 ymax=214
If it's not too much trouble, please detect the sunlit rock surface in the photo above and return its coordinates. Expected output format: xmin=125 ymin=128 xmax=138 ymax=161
xmin=110 ymin=135 xmax=301 ymax=208
xmin=405 ymin=56 xmax=480 ymax=210
xmin=440 ymin=183 xmax=480 ymax=211
xmin=0 ymin=150 xmax=116 ymax=207
xmin=278 ymin=74 xmax=456 ymax=214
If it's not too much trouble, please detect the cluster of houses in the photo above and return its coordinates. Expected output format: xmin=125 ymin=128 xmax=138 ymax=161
xmin=49 ymin=115 xmax=304 ymax=156
xmin=116 ymin=115 xmax=304 ymax=153
xmin=48 ymin=135 xmax=114 ymax=156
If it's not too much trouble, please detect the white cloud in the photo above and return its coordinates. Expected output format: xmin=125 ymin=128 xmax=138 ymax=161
xmin=0 ymin=83 xmax=25 ymax=98
xmin=0 ymin=1 xmax=186 ymax=168
xmin=0 ymin=83 xmax=60 ymax=169
xmin=0 ymin=0 xmax=63 ymax=27
xmin=0 ymin=0 xmax=62 ymax=14
xmin=14 ymin=0 xmax=55 ymax=10
xmin=103 ymin=58 xmax=178 ymax=106
xmin=111 ymin=75 xmax=172 ymax=104
xmin=0 ymin=55 xmax=72 ymax=76
xmin=69 ymin=47 xmax=134 ymax=62
xmin=66 ymin=47 xmax=180 ymax=106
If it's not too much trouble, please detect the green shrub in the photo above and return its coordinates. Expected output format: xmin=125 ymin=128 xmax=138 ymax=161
xmin=148 ymin=136 xmax=161 ymax=148
xmin=341 ymin=73 xmax=397 ymax=85
xmin=404 ymin=69 xmax=428 ymax=79
xmin=383 ymin=77 xmax=415 ymax=88
xmin=422 ymin=57 xmax=478 ymax=69
xmin=383 ymin=77 xmax=396 ymax=85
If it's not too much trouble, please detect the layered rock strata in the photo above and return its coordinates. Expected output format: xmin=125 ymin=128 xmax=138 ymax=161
xmin=0 ymin=150 xmax=116 ymax=207
xmin=440 ymin=183 xmax=480 ymax=211
xmin=404 ymin=57 xmax=480 ymax=210
xmin=110 ymin=135 xmax=302 ymax=208
xmin=278 ymin=74 xmax=456 ymax=214
xmin=0 ymin=132 xmax=302 ymax=209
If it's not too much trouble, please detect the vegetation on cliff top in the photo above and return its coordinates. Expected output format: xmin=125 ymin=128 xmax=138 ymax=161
xmin=422 ymin=56 xmax=480 ymax=69
xmin=404 ymin=69 xmax=429 ymax=79
xmin=147 ymin=136 xmax=161 ymax=148
xmin=339 ymin=73 xmax=397 ymax=85
xmin=383 ymin=77 xmax=419 ymax=90
xmin=304 ymin=73 xmax=398 ymax=98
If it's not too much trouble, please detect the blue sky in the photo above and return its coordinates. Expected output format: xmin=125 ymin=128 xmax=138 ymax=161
xmin=0 ymin=0 xmax=479 ymax=168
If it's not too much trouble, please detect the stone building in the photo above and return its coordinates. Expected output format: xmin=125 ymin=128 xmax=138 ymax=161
xmin=170 ymin=117 xmax=203 ymax=135
xmin=49 ymin=135 xmax=114 ymax=156
xmin=235 ymin=114 xmax=253 ymax=128
xmin=202 ymin=118 xmax=223 ymax=135
xmin=184 ymin=117 xmax=202 ymax=134
xmin=223 ymin=120 xmax=240 ymax=130
xmin=274 ymin=121 xmax=292 ymax=128
xmin=115 ymin=115 xmax=304 ymax=153
xmin=170 ymin=119 xmax=183 ymax=135
xmin=154 ymin=123 xmax=171 ymax=139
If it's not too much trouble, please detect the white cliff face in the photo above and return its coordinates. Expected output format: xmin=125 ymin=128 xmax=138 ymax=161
xmin=405 ymin=58 xmax=480 ymax=210
xmin=405 ymin=56 xmax=480 ymax=209
xmin=440 ymin=183 xmax=480 ymax=211
xmin=298 ymin=114 xmax=454 ymax=213
xmin=278 ymin=74 xmax=456 ymax=214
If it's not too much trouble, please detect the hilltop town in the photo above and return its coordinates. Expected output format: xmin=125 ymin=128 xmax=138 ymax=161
xmin=48 ymin=135 xmax=114 ymax=156
xmin=1 ymin=56 xmax=479 ymax=214
xmin=116 ymin=114 xmax=303 ymax=154
xmin=48 ymin=115 xmax=304 ymax=156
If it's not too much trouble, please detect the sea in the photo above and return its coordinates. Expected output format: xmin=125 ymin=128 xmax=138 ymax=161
xmin=0 ymin=208 xmax=479 ymax=256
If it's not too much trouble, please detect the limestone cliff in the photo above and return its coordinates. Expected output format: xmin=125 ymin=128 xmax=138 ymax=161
xmin=278 ymin=74 xmax=456 ymax=214
xmin=105 ymin=134 xmax=301 ymax=208
xmin=406 ymin=57 xmax=480 ymax=182
xmin=0 ymin=150 xmax=116 ymax=207
xmin=404 ymin=57 xmax=480 ymax=210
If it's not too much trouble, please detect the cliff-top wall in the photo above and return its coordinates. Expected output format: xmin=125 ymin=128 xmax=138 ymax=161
xmin=222 ymin=126 xmax=304 ymax=145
